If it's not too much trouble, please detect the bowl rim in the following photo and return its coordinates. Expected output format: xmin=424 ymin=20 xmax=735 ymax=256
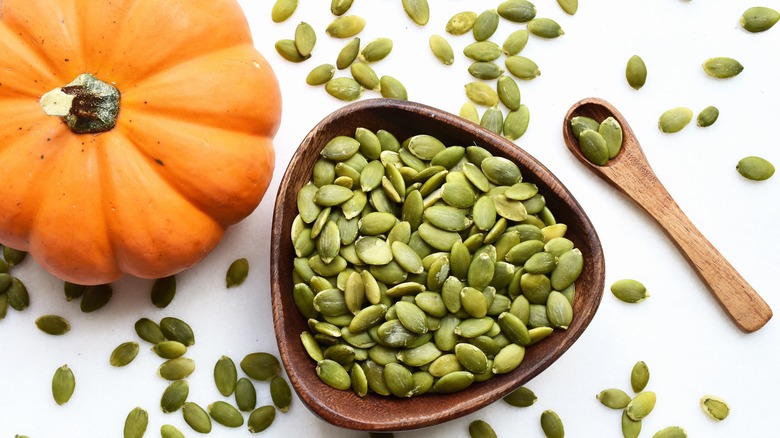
xmin=270 ymin=98 xmax=605 ymax=431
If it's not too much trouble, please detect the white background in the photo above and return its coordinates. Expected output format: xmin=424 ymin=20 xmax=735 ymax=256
xmin=2 ymin=0 xmax=779 ymax=437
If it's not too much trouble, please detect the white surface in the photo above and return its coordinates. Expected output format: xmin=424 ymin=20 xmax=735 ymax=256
xmin=2 ymin=1 xmax=778 ymax=436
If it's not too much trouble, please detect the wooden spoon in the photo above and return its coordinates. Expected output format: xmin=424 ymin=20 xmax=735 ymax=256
xmin=563 ymin=97 xmax=772 ymax=333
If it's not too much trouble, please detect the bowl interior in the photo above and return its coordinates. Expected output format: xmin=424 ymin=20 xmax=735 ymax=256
xmin=270 ymin=99 xmax=605 ymax=431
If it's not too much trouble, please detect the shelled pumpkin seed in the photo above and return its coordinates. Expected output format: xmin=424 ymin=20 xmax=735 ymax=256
xmin=557 ymin=0 xmax=578 ymax=15
xmin=497 ymin=0 xmax=537 ymax=23
xmin=291 ymin=128 xmax=584 ymax=397
xmin=740 ymin=6 xmax=780 ymax=32
xmin=446 ymin=11 xmax=478 ymax=35
xmin=379 ymin=76 xmax=408 ymax=100
xmin=80 ymin=284 xmax=112 ymax=313
xmin=473 ymin=10 xmax=500 ymax=42
xmin=540 ymin=410 xmax=565 ymax=438
xmin=247 ymin=405 xmax=276 ymax=433
xmin=503 ymin=386 xmax=537 ymax=407
xmin=737 ymin=156 xmax=775 ymax=181
xmin=161 ymin=380 xmax=189 ymax=413
xmin=326 ymin=15 xmax=366 ymax=38
xmin=226 ymin=258 xmax=249 ymax=287
xmin=652 ymin=426 xmax=687 ymax=438
xmin=626 ymin=55 xmax=647 ymax=90
xmin=110 ymin=341 xmax=140 ymax=366
xmin=702 ymin=57 xmax=743 ymax=79
xmin=182 ymin=402 xmax=212 ymax=434
xmin=52 ymin=364 xmax=75 ymax=405
xmin=527 ymin=18 xmax=564 ymax=38
xmin=160 ymin=424 xmax=185 ymax=438
xmin=331 ymin=0 xmax=354 ymax=16
xmin=469 ymin=419 xmax=497 ymax=438
xmin=123 ymin=407 xmax=148 ymax=438
xmin=700 ymin=395 xmax=729 ymax=421
xmin=208 ymin=401 xmax=244 ymax=428
xmin=271 ymin=0 xmax=298 ymax=23
xmin=151 ymin=275 xmax=176 ymax=308
xmin=696 ymin=106 xmax=719 ymax=127
xmin=402 ymin=0 xmax=430 ymax=25
xmin=360 ymin=38 xmax=393 ymax=63
xmin=611 ymin=279 xmax=649 ymax=303
xmin=430 ymin=35 xmax=455 ymax=65
xmin=35 ymin=315 xmax=71 ymax=336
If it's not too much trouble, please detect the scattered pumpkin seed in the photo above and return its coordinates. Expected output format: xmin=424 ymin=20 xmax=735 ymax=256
xmin=480 ymin=106 xmax=504 ymax=135
xmin=123 ymin=407 xmax=148 ymax=438
xmin=460 ymin=102 xmax=480 ymax=124
xmin=430 ymin=35 xmax=454 ymax=65
xmin=610 ymin=279 xmax=649 ymax=303
xmin=557 ymin=0 xmax=578 ymax=15
xmin=540 ymin=410 xmax=565 ymax=438
xmin=52 ymin=364 xmax=75 ymax=405
xmin=505 ymin=55 xmax=541 ymax=80
xmin=271 ymin=0 xmax=298 ymax=23
xmin=469 ymin=62 xmax=504 ymax=80
xmin=161 ymin=380 xmax=189 ymax=413
xmin=359 ymin=38 xmax=393 ymax=63
xmin=326 ymin=15 xmax=366 ymax=38
xmin=270 ymin=375 xmax=293 ymax=412
xmin=740 ymin=6 xmax=780 ymax=32
xmin=379 ymin=75 xmax=408 ymax=100
xmin=160 ymin=424 xmax=185 ymax=438
xmin=599 ymin=117 xmax=623 ymax=159
xmin=497 ymin=75 xmax=521 ymax=111
xmin=473 ymin=9 xmax=500 ymax=42
xmin=658 ymin=107 xmax=693 ymax=133
xmin=2 ymin=246 xmax=26 ymax=267
xmin=622 ymin=410 xmax=642 ymax=438
xmin=503 ymin=30 xmax=529 ymax=56
xmin=307 ymin=64 xmax=336 ymax=86
xmin=700 ymin=395 xmax=729 ymax=421
xmin=696 ymin=106 xmax=719 ymax=127
xmin=446 ymin=11 xmax=478 ymax=35
xmin=527 ymin=18 xmax=564 ymax=38
xmin=235 ymin=377 xmax=258 ymax=412
xmin=503 ymin=386 xmax=537 ymax=407
xmin=226 ymin=258 xmax=249 ymax=287
xmin=469 ymin=419 xmax=497 ymax=438
xmin=737 ymin=156 xmax=775 ymax=181
xmin=336 ymin=38 xmax=361 ymax=70
xmin=0 ymin=293 xmax=7 ymax=320
xmin=627 ymin=391 xmax=657 ymax=421
xmin=135 ymin=318 xmax=165 ymax=344
xmin=151 ymin=275 xmax=176 ymax=308
xmin=182 ymin=402 xmax=212 ymax=434
xmin=465 ymin=81 xmax=499 ymax=107
xmin=208 ymin=401 xmax=244 ymax=428
xmin=626 ymin=55 xmax=647 ymax=90
xmin=152 ymin=340 xmax=187 ymax=359
xmin=213 ymin=355 xmax=238 ymax=397
xmin=159 ymin=358 xmax=196 ymax=381
xmin=331 ymin=0 xmax=354 ymax=15
xmin=80 ymin=284 xmax=112 ymax=313
xmin=652 ymin=426 xmax=687 ymax=438
xmin=294 ymin=22 xmax=317 ymax=58
xmin=6 ymin=277 xmax=29 ymax=311
xmin=631 ymin=361 xmax=650 ymax=393
xmin=597 ymin=388 xmax=632 ymax=409
xmin=402 ymin=0 xmax=430 ymax=25
xmin=247 ymin=405 xmax=276 ymax=433
xmin=35 ymin=314 xmax=70 ymax=336
xmin=497 ymin=0 xmax=537 ymax=22
xmin=160 ymin=317 xmax=195 ymax=346
xmin=504 ymin=105 xmax=530 ymax=140
xmin=241 ymin=352 xmax=282 ymax=380
xmin=702 ymin=57 xmax=743 ymax=79
xmin=464 ymin=41 xmax=503 ymax=62
xmin=351 ymin=62 xmax=380 ymax=90
xmin=275 ymin=39 xmax=309 ymax=63
xmin=110 ymin=341 xmax=140 ymax=366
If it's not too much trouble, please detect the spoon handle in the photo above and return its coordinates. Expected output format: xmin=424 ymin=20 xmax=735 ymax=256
xmin=625 ymin=180 xmax=772 ymax=333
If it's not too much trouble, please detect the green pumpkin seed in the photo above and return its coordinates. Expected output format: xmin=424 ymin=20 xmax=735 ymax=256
xmin=0 ymin=293 xmax=7 ymax=320
xmin=702 ymin=57 xmax=743 ymax=78
xmin=740 ymin=6 xmax=780 ymax=32
xmin=570 ymin=116 xmax=599 ymax=138
xmin=631 ymin=361 xmax=650 ymax=392
xmin=326 ymin=77 xmax=364 ymax=101
xmin=307 ymin=64 xmax=336 ymax=86
xmin=123 ymin=407 xmax=148 ymax=438
xmin=182 ymin=402 xmax=212 ymax=434
xmin=737 ymin=156 xmax=775 ymax=181
xmin=208 ymin=401 xmax=243 ymax=428
xmin=465 ymin=82 xmax=499 ymax=107
xmin=52 ymin=364 xmax=75 ymax=405
xmin=406 ymin=134 xmax=446 ymax=160
xmin=135 ymin=318 xmax=165 ymax=344
xmin=480 ymin=106 xmax=504 ymax=135
xmin=350 ymin=364 xmax=369 ymax=397
xmin=540 ymin=410 xmax=565 ymax=438
xmin=151 ymin=275 xmax=176 ymax=308
xmin=503 ymin=30 xmax=529 ymax=56
xmin=497 ymin=311 xmax=531 ymax=345
xmin=380 ymin=75 xmax=408 ymax=100
xmin=161 ymin=380 xmax=189 ymax=413
xmin=496 ymin=75 xmax=520 ymax=111
xmin=241 ymin=352 xmax=282 ymax=381
xmin=270 ymin=376 xmax=292 ymax=412
xmin=213 ymin=355 xmax=238 ymax=397
xmin=433 ymin=370 xmax=474 ymax=393
xmin=482 ymin=156 xmax=522 ymax=186
xmin=80 ymin=284 xmax=112 ymax=313
xmin=326 ymin=15 xmax=366 ymax=38
xmin=578 ymin=129 xmax=609 ymax=165
xmin=597 ymin=388 xmax=632 ymax=409
xmin=550 ymin=248 xmax=583 ymax=290
xmin=110 ymin=341 xmax=139 ymax=366
xmin=271 ymin=0 xmax=297 ymax=23
xmin=527 ymin=18 xmax=564 ymax=38
xmin=497 ymin=0 xmax=537 ymax=22
xmin=383 ymin=362 xmax=415 ymax=397
xmin=696 ymin=106 xmax=719 ymax=127
xmin=225 ymin=258 xmax=249 ymax=288
xmin=659 ymin=107 xmax=693 ymax=133
xmin=505 ymin=56 xmax=540 ymax=80
xmin=336 ymin=38 xmax=361 ymax=70
xmin=473 ymin=10 xmax=500 ymax=42
xmin=597 ymin=117 xmax=624 ymax=160
xmin=294 ymin=22 xmax=316 ymax=58
xmin=63 ymin=281 xmax=86 ymax=301
xmin=160 ymin=317 xmax=195 ymax=346
xmin=557 ymin=0 xmax=578 ymax=15
xmin=160 ymin=424 xmax=185 ymax=438
xmin=274 ymin=39 xmax=309 ymax=63
xmin=429 ymin=34 xmax=455 ymax=65
xmin=464 ymin=41 xmax=503 ymax=62
xmin=235 ymin=377 xmax=257 ymax=411
xmin=402 ymin=0 xmax=430 ymax=25
xmin=627 ymin=391 xmax=657 ymax=421
xmin=3 ymin=246 xmax=26 ymax=267
xmin=503 ymin=105 xmax=530 ymax=140
xmin=700 ymin=395 xmax=729 ymax=421
xmin=446 ymin=11 xmax=478 ymax=35
xmin=469 ymin=419 xmax=497 ymax=438
xmin=317 ymin=359 xmax=351 ymax=390
xmin=626 ymin=55 xmax=647 ymax=90
xmin=159 ymin=358 xmax=196 ymax=381
xmin=455 ymin=343 xmax=489 ymax=374
xmin=492 ymin=343 xmax=524 ymax=373
xmin=610 ymin=279 xmax=649 ymax=303
xmin=359 ymin=38 xmax=393 ymax=63
xmin=622 ymin=410 xmax=642 ymax=438
xmin=652 ymin=426 xmax=687 ymax=438
xmin=35 ymin=314 xmax=70 ymax=336
xmin=247 ymin=405 xmax=276 ymax=433
xmin=503 ymin=386 xmax=537 ymax=407
xmin=459 ymin=102 xmax=480 ymax=124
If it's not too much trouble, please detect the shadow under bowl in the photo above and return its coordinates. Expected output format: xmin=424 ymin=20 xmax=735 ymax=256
xmin=270 ymin=98 xmax=605 ymax=432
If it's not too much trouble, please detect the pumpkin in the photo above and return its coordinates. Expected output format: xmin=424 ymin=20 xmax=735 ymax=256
xmin=0 ymin=0 xmax=281 ymax=285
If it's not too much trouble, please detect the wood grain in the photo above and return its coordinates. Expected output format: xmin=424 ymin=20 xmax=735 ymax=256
xmin=270 ymin=99 xmax=605 ymax=431
xmin=562 ymin=97 xmax=772 ymax=333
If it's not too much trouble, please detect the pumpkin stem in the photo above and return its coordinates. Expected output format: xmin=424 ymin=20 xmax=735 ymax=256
xmin=40 ymin=73 xmax=120 ymax=134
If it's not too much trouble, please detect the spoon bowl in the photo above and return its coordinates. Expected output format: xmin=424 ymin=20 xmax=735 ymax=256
xmin=270 ymin=99 xmax=605 ymax=431
xmin=563 ymin=97 xmax=772 ymax=333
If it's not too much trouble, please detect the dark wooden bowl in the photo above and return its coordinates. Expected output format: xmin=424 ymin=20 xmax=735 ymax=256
xmin=270 ymin=99 xmax=605 ymax=431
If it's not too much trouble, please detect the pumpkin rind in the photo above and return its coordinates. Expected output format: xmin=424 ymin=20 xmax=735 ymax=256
xmin=0 ymin=0 xmax=281 ymax=284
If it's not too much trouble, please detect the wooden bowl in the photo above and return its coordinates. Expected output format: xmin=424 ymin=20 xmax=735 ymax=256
xmin=270 ymin=99 xmax=605 ymax=431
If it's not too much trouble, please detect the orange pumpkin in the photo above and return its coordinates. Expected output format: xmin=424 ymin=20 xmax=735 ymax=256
xmin=0 ymin=0 xmax=281 ymax=285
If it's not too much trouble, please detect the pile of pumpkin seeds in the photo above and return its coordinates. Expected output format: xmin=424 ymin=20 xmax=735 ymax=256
xmin=292 ymin=127 xmax=582 ymax=397
xmin=569 ymin=114 xmax=624 ymax=166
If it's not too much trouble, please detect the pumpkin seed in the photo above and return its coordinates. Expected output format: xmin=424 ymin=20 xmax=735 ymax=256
xmin=271 ymin=0 xmax=297 ymax=22
xmin=123 ymin=407 xmax=148 ymax=438
xmin=626 ymin=55 xmax=647 ymax=90
xmin=652 ymin=426 xmax=687 ymax=438
xmin=571 ymin=116 xmax=599 ymax=137
xmin=326 ymin=15 xmax=366 ymax=38
xmin=0 ymin=259 xmax=7 ymax=275
xmin=527 ymin=18 xmax=564 ymax=38
xmin=631 ymin=360 xmax=650 ymax=392
xmin=247 ymin=405 xmax=276 ymax=433
xmin=497 ymin=75 xmax=521 ymax=111
xmin=611 ymin=279 xmax=649 ymax=303
xmin=208 ymin=401 xmax=244 ymax=428
xmin=275 ymin=39 xmax=309 ymax=63
xmin=598 ymin=117 xmax=623 ymax=159
xmin=737 ymin=156 xmax=775 ymax=181
xmin=557 ymin=0 xmax=578 ymax=15
xmin=213 ymin=355 xmax=238 ymax=397
xmin=0 ymin=293 xmax=6 ymax=320
xmin=550 ymin=248 xmax=583 ymax=290
xmin=497 ymin=311 xmax=530 ymax=345
xmin=241 ymin=352 xmax=282 ymax=381
xmin=492 ymin=343 xmax=524 ymax=373
xmin=622 ymin=411 xmax=642 ymax=438
xmin=270 ymin=376 xmax=293 ymax=412
xmin=627 ymin=391 xmax=657 ymax=421
xmin=35 ymin=314 xmax=70 ymax=336
xmin=159 ymin=358 xmax=196 ymax=381
xmin=503 ymin=30 xmax=529 ymax=56
xmin=337 ymin=38 xmax=361 ymax=70
xmin=578 ymin=129 xmax=609 ymax=165
xmin=433 ymin=370 xmax=474 ymax=393
xmin=160 ymin=424 xmax=185 ymax=438
xmin=52 ymin=364 xmax=75 ymax=405
xmin=446 ymin=11 xmax=478 ymax=35
xmin=460 ymin=102 xmax=480 ymax=124
xmin=160 ymin=317 xmax=195 ymax=346
xmin=379 ymin=75 xmax=408 ymax=100
xmin=331 ymin=0 xmax=354 ymax=15
xmin=504 ymin=105 xmax=530 ymax=140
xmin=402 ymin=0 xmax=430 ymax=25
xmin=597 ymin=388 xmax=632 ymax=409
xmin=464 ymin=41 xmax=503 ymax=62
xmin=700 ymin=395 xmax=729 ymax=421
xmin=503 ymin=386 xmax=537 ymax=407
xmin=64 ymin=282 xmax=87 ymax=301
xmin=359 ymin=38 xmax=393 ymax=63
xmin=702 ymin=57 xmax=744 ymax=78
xmin=317 ymin=359 xmax=351 ymax=390
xmin=110 ymin=341 xmax=139 ymax=366
xmin=465 ymin=81 xmax=499 ymax=106
xmin=473 ymin=10 xmax=500 ymax=42
xmin=294 ymin=22 xmax=316 ymax=58
xmin=541 ymin=410 xmax=565 ymax=438
xmin=145 ymin=278 xmax=175 ymax=312
xmin=480 ymin=106 xmax=504 ymax=134
xmin=469 ymin=419 xmax=497 ymax=438
xmin=505 ymin=55 xmax=541 ymax=80
xmin=497 ymin=0 xmax=537 ymax=22
xmin=740 ymin=6 xmax=780 ymax=32
xmin=696 ymin=106 xmax=719 ymax=127
xmin=3 ymin=246 xmax=26 ymax=267
xmin=384 ymin=362 xmax=415 ymax=397
xmin=307 ymin=64 xmax=336 ymax=86
xmin=80 ymin=284 xmax=112 ymax=313
xmin=235 ymin=377 xmax=257 ymax=411
xmin=135 ymin=318 xmax=165 ymax=344
xmin=161 ymin=380 xmax=189 ymax=413
xmin=430 ymin=35 xmax=454 ymax=65
xmin=182 ymin=402 xmax=212 ymax=434
xmin=326 ymin=77 xmax=364 ymax=101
